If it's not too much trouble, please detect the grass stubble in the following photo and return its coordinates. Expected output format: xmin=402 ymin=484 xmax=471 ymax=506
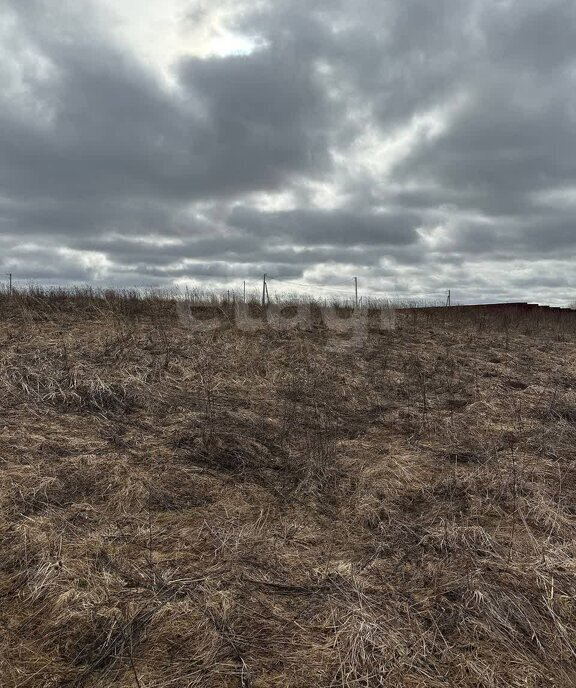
xmin=0 ymin=289 xmax=576 ymax=686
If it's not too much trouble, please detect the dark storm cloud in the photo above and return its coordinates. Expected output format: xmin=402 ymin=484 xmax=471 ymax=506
xmin=1 ymin=0 xmax=576 ymax=301
xmin=176 ymin=49 xmax=332 ymax=196
xmin=69 ymin=227 xmax=389 ymax=276
xmin=0 ymin=2 xmax=332 ymax=204
xmin=228 ymin=207 xmax=419 ymax=247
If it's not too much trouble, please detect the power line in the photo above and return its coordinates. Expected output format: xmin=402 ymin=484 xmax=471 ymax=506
xmin=267 ymin=276 xmax=354 ymax=293
xmin=268 ymin=276 xmax=447 ymax=300
xmin=268 ymin=275 xmax=354 ymax=288
xmin=257 ymin=281 xmax=440 ymax=300
xmin=362 ymin=290 xmax=448 ymax=298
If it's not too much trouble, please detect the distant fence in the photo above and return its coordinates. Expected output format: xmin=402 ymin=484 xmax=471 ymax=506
xmin=398 ymin=302 xmax=576 ymax=330
xmin=400 ymin=302 xmax=576 ymax=315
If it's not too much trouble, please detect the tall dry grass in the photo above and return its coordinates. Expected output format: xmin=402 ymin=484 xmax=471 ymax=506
xmin=0 ymin=289 xmax=576 ymax=686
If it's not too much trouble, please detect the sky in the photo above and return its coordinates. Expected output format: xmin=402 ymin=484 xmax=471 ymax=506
xmin=1 ymin=0 xmax=576 ymax=304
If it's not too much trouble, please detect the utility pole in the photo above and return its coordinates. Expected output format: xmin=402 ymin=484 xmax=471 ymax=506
xmin=354 ymin=276 xmax=358 ymax=308
xmin=9 ymin=273 xmax=12 ymax=296
xmin=446 ymin=289 xmax=451 ymax=307
xmin=243 ymin=280 xmax=246 ymax=304
xmin=262 ymin=274 xmax=267 ymax=308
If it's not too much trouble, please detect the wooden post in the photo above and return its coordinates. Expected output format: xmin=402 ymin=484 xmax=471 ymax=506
xmin=262 ymin=274 xmax=267 ymax=308
xmin=446 ymin=289 xmax=451 ymax=307
xmin=243 ymin=281 xmax=246 ymax=303
xmin=9 ymin=273 xmax=12 ymax=296
xmin=354 ymin=276 xmax=358 ymax=308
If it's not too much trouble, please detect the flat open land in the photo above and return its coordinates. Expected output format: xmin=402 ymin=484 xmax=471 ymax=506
xmin=1 ymin=295 xmax=576 ymax=687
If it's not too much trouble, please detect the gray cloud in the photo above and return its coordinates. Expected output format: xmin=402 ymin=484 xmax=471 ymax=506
xmin=1 ymin=0 xmax=576 ymax=303
xmin=228 ymin=207 xmax=420 ymax=247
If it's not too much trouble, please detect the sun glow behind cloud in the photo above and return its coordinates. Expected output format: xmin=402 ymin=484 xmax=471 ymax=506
xmin=102 ymin=0 xmax=265 ymax=83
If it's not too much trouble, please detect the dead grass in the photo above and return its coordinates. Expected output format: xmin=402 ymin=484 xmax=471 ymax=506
xmin=1 ymin=289 xmax=576 ymax=686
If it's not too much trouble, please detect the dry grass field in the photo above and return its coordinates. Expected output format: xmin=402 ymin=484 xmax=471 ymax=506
xmin=1 ymin=290 xmax=576 ymax=687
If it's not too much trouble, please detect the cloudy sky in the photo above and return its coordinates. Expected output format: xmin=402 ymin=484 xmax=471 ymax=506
xmin=1 ymin=0 xmax=576 ymax=303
